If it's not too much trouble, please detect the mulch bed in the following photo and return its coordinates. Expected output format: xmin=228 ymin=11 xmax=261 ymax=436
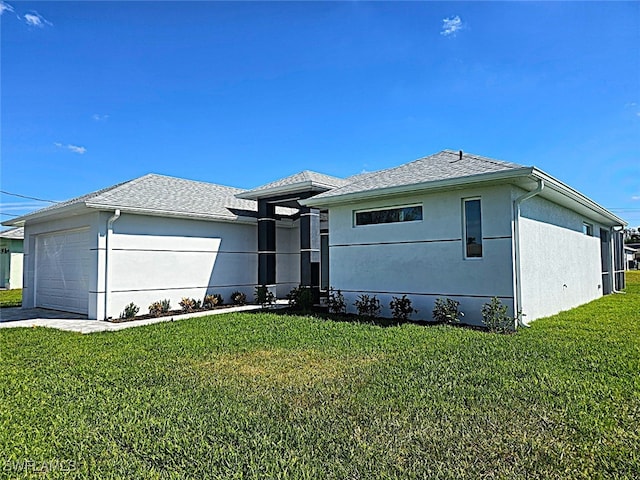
xmin=108 ymin=304 xmax=246 ymax=323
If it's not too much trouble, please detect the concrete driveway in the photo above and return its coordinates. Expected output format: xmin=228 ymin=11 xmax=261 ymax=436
xmin=0 ymin=304 xmax=281 ymax=334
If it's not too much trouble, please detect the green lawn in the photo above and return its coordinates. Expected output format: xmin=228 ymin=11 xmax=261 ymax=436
xmin=0 ymin=288 xmax=21 ymax=308
xmin=1 ymin=275 xmax=639 ymax=479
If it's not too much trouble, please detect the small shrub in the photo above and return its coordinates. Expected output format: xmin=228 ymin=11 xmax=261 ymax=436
xmin=432 ymin=297 xmax=464 ymax=324
xmin=327 ymin=287 xmax=346 ymax=315
xmin=389 ymin=295 xmax=416 ymax=321
xmin=481 ymin=297 xmax=514 ymax=333
xmin=148 ymin=299 xmax=171 ymax=317
xmin=179 ymin=297 xmax=201 ymax=313
xmin=230 ymin=291 xmax=247 ymax=306
xmin=354 ymin=294 xmax=381 ymax=318
xmin=120 ymin=302 xmax=139 ymax=319
xmin=203 ymin=294 xmax=224 ymax=309
xmin=255 ymin=285 xmax=275 ymax=308
xmin=286 ymin=286 xmax=314 ymax=311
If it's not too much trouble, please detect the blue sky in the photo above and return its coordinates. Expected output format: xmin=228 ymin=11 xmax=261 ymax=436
xmin=1 ymin=1 xmax=639 ymax=227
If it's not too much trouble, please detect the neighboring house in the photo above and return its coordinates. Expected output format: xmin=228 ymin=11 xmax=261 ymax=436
xmin=0 ymin=227 xmax=24 ymax=290
xmin=625 ymin=245 xmax=638 ymax=269
xmin=2 ymin=150 xmax=627 ymax=325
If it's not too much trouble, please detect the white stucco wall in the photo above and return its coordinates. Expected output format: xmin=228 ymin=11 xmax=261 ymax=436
xmin=23 ymin=210 xmax=299 ymax=320
xmin=99 ymin=213 xmax=299 ymax=319
xmin=327 ymin=185 xmax=515 ymax=325
xmin=517 ymin=191 xmax=605 ymax=322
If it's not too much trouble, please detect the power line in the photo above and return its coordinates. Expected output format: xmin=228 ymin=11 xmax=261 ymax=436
xmin=0 ymin=190 xmax=56 ymax=203
xmin=0 ymin=212 xmax=19 ymax=217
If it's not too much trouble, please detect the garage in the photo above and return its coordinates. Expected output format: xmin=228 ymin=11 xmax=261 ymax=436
xmin=35 ymin=228 xmax=90 ymax=315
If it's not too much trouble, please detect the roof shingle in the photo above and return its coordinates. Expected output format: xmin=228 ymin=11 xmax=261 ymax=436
xmin=311 ymin=150 xmax=526 ymax=200
xmin=6 ymin=174 xmax=294 ymax=225
xmin=236 ymin=170 xmax=349 ymax=200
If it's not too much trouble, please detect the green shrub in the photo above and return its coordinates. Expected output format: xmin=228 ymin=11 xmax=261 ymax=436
xmin=179 ymin=297 xmax=201 ymax=313
xmin=389 ymin=295 xmax=416 ymax=321
xmin=148 ymin=299 xmax=171 ymax=317
xmin=327 ymin=287 xmax=346 ymax=315
xmin=354 ymin=294 xmax=381 ymax=318
xmin=255 ymin=285 xmax=275 ymax=308
xmin=286 ymin=286 xmax=314 ymax=311
xmin=481 ymin=297 xmax=514 ymax=333
xmin=203 ymin=294 xmax=224 ymax=309
xmin=120 ymin=302 xmax=139 ymax=319
xmin=230 ymin=291 xmax=247 ymax=306
xmin=432 ymin=297 xmax=464 ymax=324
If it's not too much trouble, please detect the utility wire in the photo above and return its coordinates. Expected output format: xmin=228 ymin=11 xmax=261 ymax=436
xmin=0 ymin=190 xmax=57 ymax=203
xmin=0 ymin=212 xmax=19 ymax=217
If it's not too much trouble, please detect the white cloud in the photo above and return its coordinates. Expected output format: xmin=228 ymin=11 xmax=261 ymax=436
xmin=92 ymin=113 xmax=110 ymax=121
xmin=55 ymin=142 xmax=87 ymax=154
xmin=68 ymin=145 xmax=86 ymax=154
xmin=0 ymin=1 xmax=14 ymax=16
xmin=441 ymin=15 xmax=464 ymax=37
xmin=632 ymin=196 xmax=640 ymax=201
xmin=23 ymin=11 xmax=52 ymax=28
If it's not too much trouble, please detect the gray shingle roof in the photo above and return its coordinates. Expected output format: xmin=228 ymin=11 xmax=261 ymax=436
xmin=237 ymin=170 xmax=350 ymax=199
xmin=311 ymin=150 xmax=526 ymax=201
xmin=6 ymin=174 xmax=294 ymax=224
xmin=0 ymin=227 xmax=24 ymax=240
xmin=85 ymin=174 xmax=259 ymax=219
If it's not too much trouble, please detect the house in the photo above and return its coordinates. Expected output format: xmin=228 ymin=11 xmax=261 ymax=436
xmin=625 ymin=245 xmax=638 ymax=269
xmin=3 ymin=150 xmax=627 ymax=325
xmin=0 ymin=227 xmax=24 ymax=290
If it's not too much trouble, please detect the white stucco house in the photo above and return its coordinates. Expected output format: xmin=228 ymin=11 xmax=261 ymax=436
xmin=3 ymin=150 xmax=627 ymax=325
xmin=0 ymin=227 xmax=24 ymax=290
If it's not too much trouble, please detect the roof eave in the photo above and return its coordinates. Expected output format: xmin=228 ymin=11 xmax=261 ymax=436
xmin=1 ymin=202 xmax=91 ymax=227
xmin=235 ymin=180 xmax=340 ymax=200
xmin=300 ymin=166 xmax=626 ymax=228
xmin=529 ymin=168 xmax=626 ymax=227
xmin=301 ymin=167 xmax=536 ymax=207
xmin=84 ymin=203 xmax=260 ymax=225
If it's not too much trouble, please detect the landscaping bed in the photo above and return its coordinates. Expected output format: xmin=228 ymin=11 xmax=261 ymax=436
xmin=107 ymin=304 xmax=241 ymax=323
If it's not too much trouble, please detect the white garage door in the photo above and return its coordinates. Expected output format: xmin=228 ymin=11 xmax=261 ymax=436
xmin=36 ymin=228 xmax=90 ymax=314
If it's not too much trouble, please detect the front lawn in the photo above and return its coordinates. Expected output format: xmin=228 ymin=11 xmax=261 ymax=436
xmin=0 ymin=288 xmax=21 ymax=308
xmin=1 ymin=274 xmax=639 ymax=478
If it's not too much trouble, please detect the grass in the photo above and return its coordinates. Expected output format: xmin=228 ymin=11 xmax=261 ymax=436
xmin=1 ymin=274 xmax=639 ymax=479
xmin=0 ymin=288 xmax=21 ymax=308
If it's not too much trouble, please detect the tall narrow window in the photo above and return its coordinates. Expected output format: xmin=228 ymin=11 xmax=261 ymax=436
xmin=464 ymin=199 xmax=483 ymax=258
xmin=320 ymin=232 xmax=329 ymax=291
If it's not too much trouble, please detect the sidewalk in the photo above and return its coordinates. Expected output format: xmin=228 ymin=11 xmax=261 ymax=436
xmin=0 ymin=303 xmax=286 ymax=334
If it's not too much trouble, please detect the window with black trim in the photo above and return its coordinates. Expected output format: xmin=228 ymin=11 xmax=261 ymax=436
xmin=354 ymin=205 xmax=422 ymax=226
xmin=582 ymin=222 xmax=593 ymax=236
xmin=464 ymin=198 xmax=483 ymax=258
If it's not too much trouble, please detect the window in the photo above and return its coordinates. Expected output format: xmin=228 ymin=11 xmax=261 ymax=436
xmin=463 ymin=198 xmax=483 ymax=258
xmin=320 ymin=233 xmax=329 ymax=291
xmin=354 ymin=205 xmax=422 ymax=226
xmin=583 ymin=222 xmax=593 ymax=236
